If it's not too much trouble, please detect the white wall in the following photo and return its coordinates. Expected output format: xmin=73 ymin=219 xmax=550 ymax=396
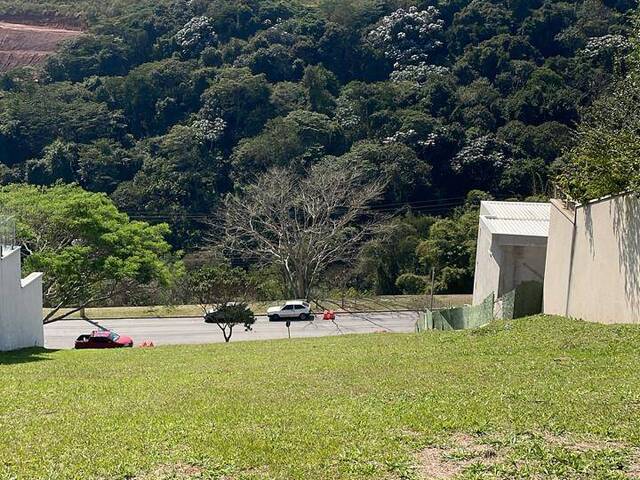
xmin=542 ymin=200 xmax=574 ymax=317
xmin=544 ymin=194 xmax=640 ymax=324
xmin=473 ymin=222 xmax=547 ymax=305
xmin=0 ymin=248 xmax=44 ymax=351
xmin=472 ymin=220 xmax=500 ymax=305
xmin=498 ymin=244 xmax=546 ymax=296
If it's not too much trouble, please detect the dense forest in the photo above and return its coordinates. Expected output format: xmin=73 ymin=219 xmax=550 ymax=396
xmin=0 ymin=0 xmax=635 ymax=298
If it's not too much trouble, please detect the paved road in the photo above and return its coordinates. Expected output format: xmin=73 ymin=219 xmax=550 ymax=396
xmin=44 ymin=311 xmax=421 ymax=349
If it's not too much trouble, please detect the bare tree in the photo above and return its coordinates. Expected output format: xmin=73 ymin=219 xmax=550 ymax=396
xmin=218 ymin=161 xmax=387 ymax=300
xmin=324 ymin=264 xmax=354 ymax=309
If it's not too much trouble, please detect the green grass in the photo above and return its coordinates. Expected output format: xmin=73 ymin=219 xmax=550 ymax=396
xmin=47 ymin=294 xmax=472 ymax=320
xmin=2 ymin=315 xmax=640 ymax=479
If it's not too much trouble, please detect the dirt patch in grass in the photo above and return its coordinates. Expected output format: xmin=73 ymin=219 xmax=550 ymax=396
xmin=418 ymin=433 xmax=502 ymax=479
xmin=419 ymin=445 xmax=463 ymax=479
xmin=628 ymin=451 xmax=640 ymax=479
xmin=222 ymin=465 xmax=271 ymax=479
xmin=418 ymin=432 xmax=640 ymax=479
xmin=133 ymin=463 xmax=205 ymax=479
xmin=539 ymin=431 xmax=627 ymax=452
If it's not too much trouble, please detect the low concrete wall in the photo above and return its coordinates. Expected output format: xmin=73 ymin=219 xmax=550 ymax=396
xmin=544 ymin=195 xmax=640 ymax=324
xmin=417 ymin=294 xmax=494 ymax=332
xmin=0 ymin=248 xmax=44 ymax=351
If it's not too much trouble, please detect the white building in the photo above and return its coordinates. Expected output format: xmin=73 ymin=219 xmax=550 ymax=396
xmin=472 ymin=201 xmax=550 ymax=305
xmin=0 ymin=218 xmax=44 ymax=351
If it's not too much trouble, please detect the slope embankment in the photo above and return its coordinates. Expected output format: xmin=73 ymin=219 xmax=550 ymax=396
xmin=0 ymin=18 xmax=83 ymax=71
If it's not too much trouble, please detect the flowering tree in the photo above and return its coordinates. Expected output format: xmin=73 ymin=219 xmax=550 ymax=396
xmin=174 ymin=16 xmax=218 ymax=57
xmin=367 ymin=6 xmax=445 ymax=83
xmin=579 ymin=34 xmax=630 ymax=71
xmin=192 ymin=118 xmax=227 ymax=143
xmin=452 ymin=135 xmax=516 ymax=192
xmin=389 ymin=64 xmax=449 ymax=84
xmin=452 ymin=135 xmax=513 ymax=172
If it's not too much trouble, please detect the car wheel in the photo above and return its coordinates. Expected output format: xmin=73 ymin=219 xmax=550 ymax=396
xmin=299 ymin=313 xmax=307 ymax=320
xmin=270 ymin=314 xmax=279 ymax=322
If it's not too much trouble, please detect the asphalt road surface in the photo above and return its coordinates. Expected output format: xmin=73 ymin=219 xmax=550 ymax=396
xmin=44 ymin=311 xmax=422 ymax=349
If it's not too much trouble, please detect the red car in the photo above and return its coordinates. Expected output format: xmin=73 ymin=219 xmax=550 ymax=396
xmin=75 ymin=330 xmax=134 ymax=349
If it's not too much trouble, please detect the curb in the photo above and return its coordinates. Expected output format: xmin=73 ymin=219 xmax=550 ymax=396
xmin=51 ymin=309 xmax=425 ymax=322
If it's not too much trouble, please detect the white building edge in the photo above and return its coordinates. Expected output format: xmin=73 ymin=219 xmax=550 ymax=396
xmin=0 ymin=244 xmax=44 ymax=351
xmin=473 ymin=195 xmax=640 ymax=324
xmin=472 ymin=201 xmax=550 ymax=305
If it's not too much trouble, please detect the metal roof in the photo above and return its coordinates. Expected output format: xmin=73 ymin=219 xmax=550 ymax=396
xmin=480 ymin=201 xmax=550 ymax=237
xmin=480 ymin=201 xmax=550 ymax=220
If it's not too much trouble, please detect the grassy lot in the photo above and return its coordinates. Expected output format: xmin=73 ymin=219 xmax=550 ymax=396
xmin=2 ymin=315 xmax=640 ymax=479
xmin=48 ymin=294 xmax=472 ymax=320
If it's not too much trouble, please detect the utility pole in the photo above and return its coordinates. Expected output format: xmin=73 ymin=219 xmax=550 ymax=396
xmin=430 ymin=267 xmax=435 ymax=310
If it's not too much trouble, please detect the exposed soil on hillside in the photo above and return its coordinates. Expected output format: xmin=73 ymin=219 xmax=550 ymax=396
xmin=0 ymin=17 xmax=83 ymax=72
xmin=0 ymin=13 xmax=84 ymax=30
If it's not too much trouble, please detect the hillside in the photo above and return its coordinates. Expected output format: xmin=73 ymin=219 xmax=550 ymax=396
xmin=0 ymin=0 xmax=634 ymax=296
xmin=2 ymin=316 xmax=640 ymax=478
xmin=0 ymin=0 xmax=163 ymax=20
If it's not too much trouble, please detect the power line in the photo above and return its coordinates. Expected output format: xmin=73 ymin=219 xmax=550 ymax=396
xmin=123 ymin=196 xmax=470 ymax=215
xmin=122 ymin=194 xmax=516 ymax=221
xmin=123 ymin=199 xmax=476 ymax=220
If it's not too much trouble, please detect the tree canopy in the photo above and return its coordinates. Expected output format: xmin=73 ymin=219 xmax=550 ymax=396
xmin=0 ymin=184 xmax=177 ymax=322
xmin=558 ymin=29 xmax=640 ymax=201
xmin=0 ymin=0 xmax=634 ymax=295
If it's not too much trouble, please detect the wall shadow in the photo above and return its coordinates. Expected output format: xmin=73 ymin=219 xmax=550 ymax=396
xmin=583 ymin=203 xmax=595 ymax=256
xmin=0 ymin=347 xmax=56 ymax=365
xmin=613 ymin=195 xmax=640 ymax=317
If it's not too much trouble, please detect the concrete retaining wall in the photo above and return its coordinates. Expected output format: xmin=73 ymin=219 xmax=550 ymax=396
xmin=0 ymin=248 xmax=43 ymax=351
xmin=544 ymin=195 xmax=640 ymax=324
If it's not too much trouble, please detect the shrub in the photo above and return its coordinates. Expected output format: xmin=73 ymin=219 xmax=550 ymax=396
xmin=395 ymin=273 xmax=429 ymax=294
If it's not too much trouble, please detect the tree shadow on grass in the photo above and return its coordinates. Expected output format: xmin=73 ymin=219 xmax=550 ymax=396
xmin=0 ymin=347 xmax=57 ymax=365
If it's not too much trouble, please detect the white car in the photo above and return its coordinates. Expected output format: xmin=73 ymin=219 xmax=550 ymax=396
xmin=267 ymin=301 xmax=312 ymax=321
